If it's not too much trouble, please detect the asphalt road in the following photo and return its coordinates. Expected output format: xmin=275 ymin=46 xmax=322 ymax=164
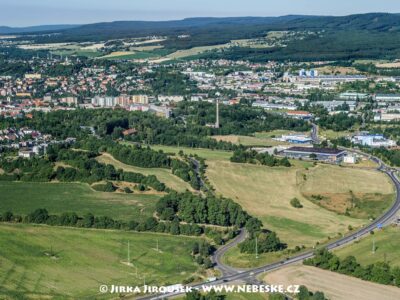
xmin=311 ymin=122 xmax=320 ymax=144
xmin=212 ymin=229 xmax=248 ymax=276
xmin=139 ymin=155 xmax=400 ymax=300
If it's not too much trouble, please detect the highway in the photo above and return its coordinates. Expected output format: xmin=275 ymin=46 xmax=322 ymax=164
xmin=138 ymin=154 xmax=400 ymax=300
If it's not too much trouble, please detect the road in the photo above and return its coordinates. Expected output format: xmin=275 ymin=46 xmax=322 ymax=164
xmin=212 ymin=229 xmax=248 ymax=276
xmin=139 ymin=155 xmax=400 ymax=300
xmin=311 ymin=122 xmax=320 ymax=144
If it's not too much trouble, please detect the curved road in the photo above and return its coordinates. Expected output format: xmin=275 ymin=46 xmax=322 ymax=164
xmin=212 ymin=229 xmax=248 ymax=276
xmin=139 ymin=155 xmax=400 ymax=299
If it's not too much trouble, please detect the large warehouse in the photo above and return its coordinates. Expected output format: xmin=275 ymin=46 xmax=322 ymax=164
xmin=283 ymin=147 xmax=347 ymax=163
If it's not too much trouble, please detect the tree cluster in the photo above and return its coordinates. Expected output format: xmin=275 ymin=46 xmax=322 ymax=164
xmin=230 ymin=149 xmax=291 ymax=167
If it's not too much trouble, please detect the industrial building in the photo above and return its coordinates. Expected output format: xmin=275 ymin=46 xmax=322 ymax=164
xmin=375 ymin=94 xmax=400 ymax=102
xmin=274 ymin=134 xmax=313 ymax=144
xmin=283 ymin=147 xmax=347 ymax=163
xmin=351 ymin=133 xmax=397 ymax=148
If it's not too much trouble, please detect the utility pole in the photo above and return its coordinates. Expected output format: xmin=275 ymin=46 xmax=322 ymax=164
xmin=128 ymin=240 xmax=130 ymax=264
xmin=215 ymin=99 xmax=220 ymax=129
xmin=372 ymin=239 xmax=375 ymax=254
xmin=255 ymin=236 xmax=259 ymax=259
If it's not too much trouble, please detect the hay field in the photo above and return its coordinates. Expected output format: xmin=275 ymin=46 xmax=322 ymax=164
xmin=206 ymin=161 xmax=392 ymax=247
xmin=264 ymin=265 xmax=400 ymax=300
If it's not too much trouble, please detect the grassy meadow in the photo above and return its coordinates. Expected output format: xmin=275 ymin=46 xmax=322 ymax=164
xmin=150 ymin=145 xmax=233 ymax=161
xmin=97 ymin=152 xmax=193 ymax=192
xmin=0 ymin=224 xmax=200 ymax=299
xmin=335 ymin=226 xmax=400 ymax=267
xmin=0 ymin=181 xmax=159 ymax=221
xmin=206 ymin=160 xmax=394 ymax=249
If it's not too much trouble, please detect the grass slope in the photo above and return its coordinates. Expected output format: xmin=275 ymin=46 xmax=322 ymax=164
xmin=97 ymin=153 xmax=193 ymax=192
xmin=207 ymin=161 xmax=393 ymax=248
xmin=0 ymin=224 xmax=200 ymax=299
xmin=335 ymin=226 xmax=400 ymax=267
xmin=0 ymin=181 xmax=159 ymax=221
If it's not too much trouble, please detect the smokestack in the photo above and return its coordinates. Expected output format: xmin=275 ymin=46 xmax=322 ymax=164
xmin=215 ymin=99 xmax=220 ymax=129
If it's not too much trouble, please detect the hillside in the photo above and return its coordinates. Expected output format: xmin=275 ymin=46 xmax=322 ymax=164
xmin=0 ymin=24 xmax=79 ymax=34
xmin=13 ymin=13 xmax=400 ymax=61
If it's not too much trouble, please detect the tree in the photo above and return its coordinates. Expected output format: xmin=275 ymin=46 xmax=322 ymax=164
xmin=290 ymin=198 xmax=303 ymax=208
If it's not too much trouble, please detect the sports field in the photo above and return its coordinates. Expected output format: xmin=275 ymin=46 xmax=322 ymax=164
xmin=264 ymin=265 xmax=400 ymax=300
xmin=0 ymin=181 xmax=159 ymax=221
xmin=0 ymin=224 xmax=200 ymax=299
xmin=97 ymin=153 xmax=193 ymax=192
xmin=335 ymin=226 xmax=400 ymax=267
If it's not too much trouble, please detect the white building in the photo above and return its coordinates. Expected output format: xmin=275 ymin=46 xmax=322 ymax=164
xmin=158 ymin=95 xmax=184 ymax=103
xmin=351 ymin=133 xmax=396 ymax=148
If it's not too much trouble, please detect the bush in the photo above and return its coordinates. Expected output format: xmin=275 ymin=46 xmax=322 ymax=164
xmin=92 ymin=181 xmax=116 ymax=192
xmin=290 ymin=198 xmax=303 ymax=208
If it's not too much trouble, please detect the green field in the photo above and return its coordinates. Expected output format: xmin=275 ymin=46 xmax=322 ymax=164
xmin=0 ymin=181 xmax=159 ymax=221
xmin=207 ymin=161 xmax=373 ymax=248
xmin=150 ymin=145 xmax=233 ymax=161
xmin=97 ymin=153 xmax=193 ymax=192
xmin=335 ymin=226 xmax=400 ymax=267
xmin=0 ymin=224 xmax=200 ymax=299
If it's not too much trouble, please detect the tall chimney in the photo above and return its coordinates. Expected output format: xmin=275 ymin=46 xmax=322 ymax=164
xmin=215 ymin=99 xmax=220 ymax=129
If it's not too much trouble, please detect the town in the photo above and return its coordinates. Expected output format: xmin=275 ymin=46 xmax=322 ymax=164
xmin=1 ymin=6 xmax=400 ymax=300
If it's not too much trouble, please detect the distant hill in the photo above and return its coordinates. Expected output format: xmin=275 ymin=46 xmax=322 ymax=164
xmin=0 ymin=24 xmax=80 ymax=34
xmin=5 ymin=13 xmax=400 ymax=61
xmin=22 ymin=13 xmax=400 ymax=42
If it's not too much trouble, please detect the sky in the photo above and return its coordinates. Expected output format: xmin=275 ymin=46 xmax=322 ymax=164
xmin=1 ymin=0 xmax=400 ymax=27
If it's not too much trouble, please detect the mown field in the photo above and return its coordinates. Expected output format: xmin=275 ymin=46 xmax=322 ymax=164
xmin=97 ymin=152 xmax=193 ymax=192
xmin=264 ymin=265 xmax=400 ymax=300
xmin=211 ymin=162 xmax=393 ymax=243
xmin=207 ymin=161 xmax=375 ymax=248
xmin=0 ymin=181 xmax=159 ymax=221
xmin=335 ymin=226 xmax=400 ymax=267
xmin=0 ymin=224 xmax=200 ymax=299
xmin=299 ymin=165 xmax=395 ymax=219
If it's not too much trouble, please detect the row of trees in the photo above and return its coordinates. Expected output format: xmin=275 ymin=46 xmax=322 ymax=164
xmin=109 ymin=143 xmax=201 ymax=189
xmin=230 ymin=149 xmax=291 ymax=167
xmin=0 ymin=209 xmax=222 ymax=237
xmin=304 ymin=248 xmax=400 ymax=287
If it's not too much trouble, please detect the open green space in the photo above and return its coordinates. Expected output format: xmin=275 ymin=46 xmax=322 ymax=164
xmin=0 ymin=181 xmax=159 ymax=221
xmin=335 ymin=226 xmax=400 ymax=267
xmin=0 ymin=223 xmax=200 ymax=299
xmin=149 ymin=145 xmax=233 ymax=161
xmin=97 ymin=153 xmax=193 ymax=192
xmin=207 ymin=161 xmax=371 ymax=248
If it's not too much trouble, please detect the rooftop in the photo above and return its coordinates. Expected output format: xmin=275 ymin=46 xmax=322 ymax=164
xmin=285 ymin=147 xmax=346 ymax=155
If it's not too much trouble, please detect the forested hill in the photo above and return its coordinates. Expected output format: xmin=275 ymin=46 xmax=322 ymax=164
xmin=21 ymin=13 xmax=400 ymax=43
xmin=9 ymin=13 xmax=400 ymax=61
xmin=0 ymin=25 xmax=79 ymax=34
